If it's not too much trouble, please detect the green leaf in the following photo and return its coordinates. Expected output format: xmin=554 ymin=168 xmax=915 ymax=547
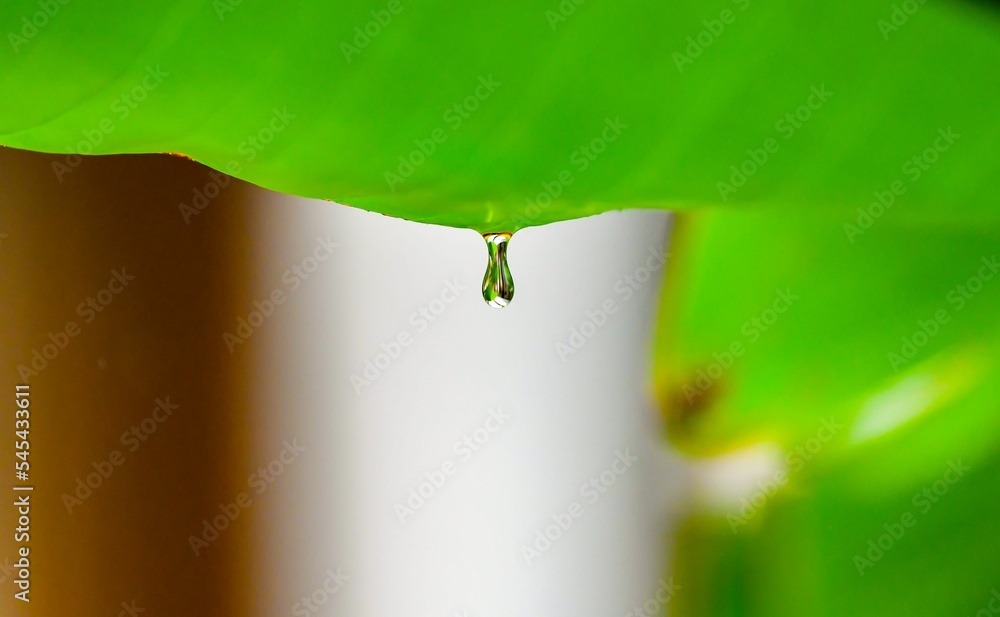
xmin=2 ymin=1 xmax=999 ymax=231
xmin=653 ymin=208 xmax=1000 ymax=453
xmin=671 ymin=380 xmax=1000 ymax=616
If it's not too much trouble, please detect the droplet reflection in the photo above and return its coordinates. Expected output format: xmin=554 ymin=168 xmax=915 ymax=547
xmin=482 ymin=232 xmax=514 ymax=308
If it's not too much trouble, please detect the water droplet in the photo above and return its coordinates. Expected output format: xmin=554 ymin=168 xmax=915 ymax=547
xmin=482 ymin=232 xmax=514 ymax=308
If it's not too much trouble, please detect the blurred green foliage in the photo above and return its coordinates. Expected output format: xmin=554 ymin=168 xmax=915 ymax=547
xmin=670 ymin=395 xmax=1000 ymax=616
xmin=658 ymin=210 xmax=1000 ymax=615
xmin=654 ymin=209 xmax=1000 ymax=453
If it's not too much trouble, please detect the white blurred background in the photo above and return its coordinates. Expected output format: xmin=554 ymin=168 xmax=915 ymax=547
xmin=249 ymin=197 xmax=690 ymax=617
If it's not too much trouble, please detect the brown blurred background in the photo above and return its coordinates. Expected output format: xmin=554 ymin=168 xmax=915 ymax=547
xmin=0 ymin=148 xmax=257 ymax=616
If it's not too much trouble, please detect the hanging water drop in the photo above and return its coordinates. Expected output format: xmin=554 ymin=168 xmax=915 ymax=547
xmin=482 ymin=232 xmax=514 ymax=308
